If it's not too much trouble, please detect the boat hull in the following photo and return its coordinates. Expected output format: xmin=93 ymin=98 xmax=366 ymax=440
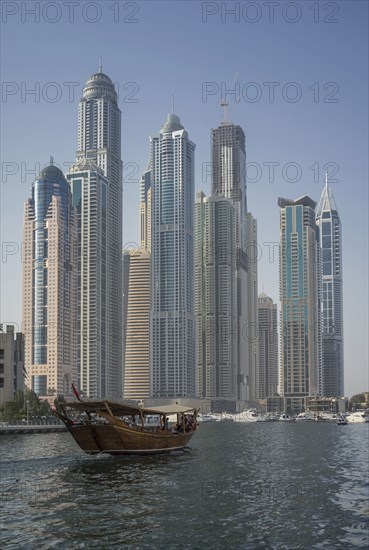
xmin=67 ymin=423 xmax=195 ymax=455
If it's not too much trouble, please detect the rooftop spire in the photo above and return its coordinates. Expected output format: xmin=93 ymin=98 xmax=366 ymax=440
xmin=98 ymin=56 xmax=102 ymax=73
xmin=315 ymin=171 xmax=339 ymax=217
xmin=50 ymin=156 xmax=54 ymax=166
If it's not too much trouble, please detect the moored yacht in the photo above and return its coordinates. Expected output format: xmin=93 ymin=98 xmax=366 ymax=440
xmin=197 ymin=413 xmax=220 ymax=423
xmin=295 ymin=412 xmax=315 ymax=421
xmin=346 ymin=411 xmax=369 ymax=423
xmin=278 ymin=413 xmax=292 ymax=421
xmin=232 ymin=409 xmax=260 ymax=423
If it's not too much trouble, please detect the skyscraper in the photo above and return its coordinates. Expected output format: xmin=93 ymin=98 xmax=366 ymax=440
xmin=67 ymin=159 xmax=111 ymax=398
xmin=150 ymin=113 xmax=196 ymax=398
xmin=22 ymin=163 xmax=77 ymax=397
xmin=71 ymin=67 xmax=123 ymax=399
xmin=211 ymin=121 xmax=252 ymax=401
xmin=123 ymin=249 xmax=151 ymax=400
xmin=245 ymin=212 xmax=259 ymax=402
xmin=139 ymin=161 xmax=152 ymax=251
xmin=122 ymin=162 xmax=152 ymax=401
xmin=315 ymin=178 xmax=344 ymax=397
xmin=211 ymin=122 xmax=247 ymax=249
xmin=278 ymin=196 xmax=322 ymax=413
xmin=195 ymin=192 xmax=237 ymax=400
xmin=258 ymin=293 xmax=278 ymax=399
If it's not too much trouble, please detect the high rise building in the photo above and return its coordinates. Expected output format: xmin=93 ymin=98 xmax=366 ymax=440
xmin=278 ymin=196 xmax=322 ymax=414
xmin=150 ymin=113 xmax=196 ymax=398
xmin=246 ymin=212 xmax=259 ymax=402
xmin=71 ymin=67 xmax=123 ymax=399
xmin=139 ymin=161 xmax=152 ymax=251
xmin=211 ymin=121 xmax=252 ymax=401
xmin=211 ymin=122 xmax=247 ymax=248
xmin=123 ymin=249 xmax=151 ymax=400
xmin=195 ymin=192 xmax=237 ymax=399
xmin=67 ymin=159 xmax=111 ymax=398
xmin=257 ymin=293 xmax=278 ymax=399
xmin=22 ymin=163 xmax=77 ymax=397
xmin=0 ymin=325 xmax=24 ymax=407
xmin=122 ymin=158 xmax=152 ymax=400
xmin=315 ymin=178 xmax=344 ymax=397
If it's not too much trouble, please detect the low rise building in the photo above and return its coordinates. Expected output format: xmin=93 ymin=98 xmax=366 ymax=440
xmin=0 ymin=325 xmax=24 ymax=407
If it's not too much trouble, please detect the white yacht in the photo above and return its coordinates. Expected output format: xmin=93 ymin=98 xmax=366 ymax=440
xmin=278 ymin=413 xmax=292 ymax=421
xmin=346 ymin=411 xmax=369 ymax=423
xmin=197 ymin=414 xmax=219 ymax=423
xmin=232 ymin=409 xmax=260 ymax=423
xmin=295 ymin=412 xmax=315 ymax=421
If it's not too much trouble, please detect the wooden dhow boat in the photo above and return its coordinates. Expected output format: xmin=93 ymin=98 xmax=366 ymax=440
xmin=53 ymin=399 xmax=198 ymax=455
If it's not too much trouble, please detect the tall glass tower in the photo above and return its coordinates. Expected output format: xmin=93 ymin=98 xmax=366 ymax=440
xmin=71 ymin=66 xmax=123 ymax=398
xmin=195 ymin=192 xmax=237 ymax=400
xmin=211 ymin=122 xmax=247 ymax=249
xmin=211 ymin=121 xmax=253 ymax=401
xmin=315 ymin=178 xmax=344 ymax=396
xmin=22 ymin=163 xmax=77 ymax=396
xmin=258 ymin=293 xmax=278 ymax=399
xmin=150 ymin=113 xmax=196 ymax=398
xmin=278 ymin=196 xmax=322 ymax=414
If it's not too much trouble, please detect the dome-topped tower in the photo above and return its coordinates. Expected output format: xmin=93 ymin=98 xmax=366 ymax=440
xmin=160 ymin=113 xmax=184 ymax=134
xmin=73 ymin=63 xmax=123 ymax=399
xmin=82 ymin=71 xmax=117 ymax=103
xmin=37 ymin=163 xmax=65 ymax=182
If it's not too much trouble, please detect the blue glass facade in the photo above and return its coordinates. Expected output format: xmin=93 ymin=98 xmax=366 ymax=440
xmin=30 ymin=166 xmax=72 ymax=366
xmin=279 ymin=196 xmax=321 ymax=413
xmin=151 ymin=114 xmax=196 ymax=398
xmin=315 ymin=183 xmax=344 ymax=396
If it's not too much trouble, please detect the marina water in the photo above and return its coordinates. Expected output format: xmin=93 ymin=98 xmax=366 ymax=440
xmin=1 ymin=422 xmax=368 ymax=549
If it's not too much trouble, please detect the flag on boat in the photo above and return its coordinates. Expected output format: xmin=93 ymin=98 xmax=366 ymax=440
xmin=71 ymin=383 xmax=82 ymax=401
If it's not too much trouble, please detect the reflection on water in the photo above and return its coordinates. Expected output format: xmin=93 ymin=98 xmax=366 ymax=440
xmin=1 ymin=423 xmax=368 ymax=549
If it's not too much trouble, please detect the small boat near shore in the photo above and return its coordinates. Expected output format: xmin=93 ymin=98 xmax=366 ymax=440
xmin=346 ymin=411 xmax=369 ymax=423
xmin=53 ymin=400 xmax=198 ymax=455
xmin=295 ymin=412 xmax=315 ymax=422
xmin=279 ymin=413 xmax=292 ymax=421
xmin=232 ymin=409 xmax=260 ymax=422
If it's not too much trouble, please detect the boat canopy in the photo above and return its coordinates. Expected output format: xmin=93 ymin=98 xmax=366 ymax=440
xmin=63 ymin=400 xmax=196 ymax=416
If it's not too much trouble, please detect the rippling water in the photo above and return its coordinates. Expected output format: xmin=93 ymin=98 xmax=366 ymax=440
xmin=1 ymin=422 xmax=368 ymax=549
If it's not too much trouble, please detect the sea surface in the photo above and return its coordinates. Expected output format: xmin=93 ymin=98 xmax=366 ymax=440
xmin=1 ymin=422 xmax=368 ymax=549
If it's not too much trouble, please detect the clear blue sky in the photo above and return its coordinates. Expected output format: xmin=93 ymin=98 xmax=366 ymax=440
xmin=1 ymin=1 xmax=368 ymax=396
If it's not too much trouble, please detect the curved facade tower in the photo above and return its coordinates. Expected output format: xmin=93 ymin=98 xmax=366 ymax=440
xmin=315 ymin=179 xmax=344 ymax=397
xmin=72 ymin=68 xmax=123 ymax=398
xmin=150 ymin=114 xmax=196 ymax=398
xmin=22 ymin=163 xmax=77 ymax=396
xmin=278 ymin=195 xmax=322 ymax=414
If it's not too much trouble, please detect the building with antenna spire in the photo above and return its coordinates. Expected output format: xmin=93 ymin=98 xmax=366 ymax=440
xmin=315 ymin=175 xmax=344 ymax=397
xmin=208 ymin=115 xmax=258 ymax=403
